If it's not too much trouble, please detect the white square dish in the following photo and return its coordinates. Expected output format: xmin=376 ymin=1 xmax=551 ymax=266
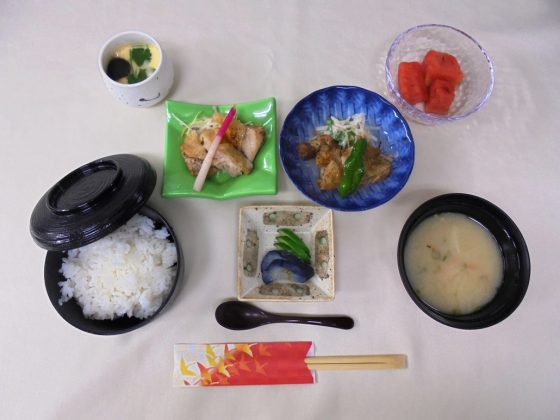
xmin=237 ymin=205 xmax=335 ymax=301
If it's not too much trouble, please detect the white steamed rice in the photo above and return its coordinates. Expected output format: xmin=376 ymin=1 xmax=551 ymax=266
xmin=58 ymin=214 xmax=178 ymax=320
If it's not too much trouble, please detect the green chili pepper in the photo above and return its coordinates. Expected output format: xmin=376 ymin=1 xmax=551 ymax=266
xmin=275 ymin=235 xmax=310 ymax=258
xmin=274 ymin=241 xmax=310 ymax=263
xmin=277 ymin=229 xmax=309 ymax=252
xmin=338 ymin=138 xmax=367 ymax=198
xmin=274 ymin=229 xmax=311 ymax=263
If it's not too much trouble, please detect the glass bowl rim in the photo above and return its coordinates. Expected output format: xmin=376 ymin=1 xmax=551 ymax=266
xmin=385 ymin=23 xmax=495 ymax=124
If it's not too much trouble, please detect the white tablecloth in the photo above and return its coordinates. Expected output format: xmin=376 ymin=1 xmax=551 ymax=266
xmin=2 ymin=1 xmax=559 ymax=419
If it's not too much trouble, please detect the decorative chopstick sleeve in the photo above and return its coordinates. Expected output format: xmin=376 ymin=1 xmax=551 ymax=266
xmin=173 ymin=342 xmax=315 ymax=387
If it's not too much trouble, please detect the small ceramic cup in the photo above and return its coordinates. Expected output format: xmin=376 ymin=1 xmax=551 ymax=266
xmin=98 ymin=31 xmax=174 ymax=107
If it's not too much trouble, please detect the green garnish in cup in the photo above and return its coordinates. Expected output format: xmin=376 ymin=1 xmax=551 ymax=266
xmin=127 ymin=46 xmax=154 ymax=83
xmin=130 ymin=46 xmax=152 ymax=66
xmin=107 ymin=44 xmax=160 ymax=85
xmin=128 ymin=69 xmax=148 ymax=84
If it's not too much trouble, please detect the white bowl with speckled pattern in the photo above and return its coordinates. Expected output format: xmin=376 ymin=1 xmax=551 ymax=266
xmin=98 ymin=31 xmax=174 ymax=108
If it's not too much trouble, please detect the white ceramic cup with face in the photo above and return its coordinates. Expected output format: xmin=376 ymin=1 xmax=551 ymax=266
xmin=98 ymin=31 xmax=174 ymax=107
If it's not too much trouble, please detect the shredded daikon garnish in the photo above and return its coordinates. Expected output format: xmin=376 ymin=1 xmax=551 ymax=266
xmin=316 ymin=113 xmax=376 ymax=148
xmin=187 ymin=115 xmax=220 ymax=131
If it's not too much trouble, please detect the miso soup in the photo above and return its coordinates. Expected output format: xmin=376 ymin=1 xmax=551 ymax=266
xmin=403 ymin=212 xmax=503 ymax=315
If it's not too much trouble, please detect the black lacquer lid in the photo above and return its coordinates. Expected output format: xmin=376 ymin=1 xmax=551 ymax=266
xmin=30 ymin=154 xmax=156 ymax=251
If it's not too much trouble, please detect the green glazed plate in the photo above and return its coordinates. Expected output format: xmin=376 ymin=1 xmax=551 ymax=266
xmin=162 ymin=98 xmax=277 ymax=199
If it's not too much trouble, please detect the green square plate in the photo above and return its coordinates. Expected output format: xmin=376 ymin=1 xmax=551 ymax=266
xmin=162 ymin=98 xmax=277 ymax=199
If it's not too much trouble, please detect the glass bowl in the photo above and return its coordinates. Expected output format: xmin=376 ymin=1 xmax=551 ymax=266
xmin=385 ymin=24 xmax=494 ymax=125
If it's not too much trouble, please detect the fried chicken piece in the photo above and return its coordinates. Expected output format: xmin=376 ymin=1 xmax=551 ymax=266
xmin=315 ymin=143 xmax=341 ymax=167
xmin=315 ymin=143 xmax=390 ymax=190
xmin=317 ymin=160 xmax=343 ymax=190
xmin=361 ymin=145 xmax=391 ymax=184
xmin=296 ymin=134 xmax=336 ymax=162
xmin=362 ymin=156 xmax=391 ymax=184
xmin=364 ymin=144 xmax=381 ymax=161
xmin=296 ymin=129 xmax=391 ymax=192
xmin=315 ymin=145 xmax=332 ymax=167
xmin=309 ymin=134 xmax=335 ymax=150
xmin=297 ymin=143 xmax=317 ymax=160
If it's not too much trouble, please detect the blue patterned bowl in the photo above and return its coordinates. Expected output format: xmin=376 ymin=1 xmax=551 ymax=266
xmin=280 ymin=86 xmax=415 ymax=211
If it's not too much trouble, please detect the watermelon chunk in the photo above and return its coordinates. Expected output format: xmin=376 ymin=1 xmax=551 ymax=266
xmin=425 ymin=79 xmax=456 ymax=115
xmin=398 ymin=61 xmax=428 ymax=105
xmin=423 ymin=50 xmax=464 ymax=86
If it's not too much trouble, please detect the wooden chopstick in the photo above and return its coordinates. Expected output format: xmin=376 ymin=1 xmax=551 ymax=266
xmin=304 ymin=354 xmax=407 ymax=370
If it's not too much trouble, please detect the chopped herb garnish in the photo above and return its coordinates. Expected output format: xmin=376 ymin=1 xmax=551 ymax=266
xmin=128 ymin=68 xmax=148 ymax=84
xmin=347 ymin=130 xmax=356 ymax=145
xmin=317 ymin=113 xmax=374 ymax=149
xmin=334 ymin=131 xmax=345 ymax=144
xmin=130 ymin=46 xmax=152 ymax=67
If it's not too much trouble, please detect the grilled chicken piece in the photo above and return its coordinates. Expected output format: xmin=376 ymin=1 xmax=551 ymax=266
xmin=200 ymin=130 xmax=253 ymax=176
xmin=182 ymin=156 xmax=218 ymax=176
xmin=180 ymin=114 xmax=264 ymax=178
xmin=180 ymin=130 xmax=218 ymax=176
xmin=241 ymin=126 xmax=265 ymax=162
xmin=181 ymin=130 xmax=207 ymax=160
xmin=317 ymin=160 xmax=343 ymax=190
xmin=211 ymin=113 xmax=247 ymax=150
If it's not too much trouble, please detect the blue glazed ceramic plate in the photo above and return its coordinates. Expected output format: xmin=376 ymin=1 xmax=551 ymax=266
xmin=279 ymin=86 xmax=415 ymax=211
